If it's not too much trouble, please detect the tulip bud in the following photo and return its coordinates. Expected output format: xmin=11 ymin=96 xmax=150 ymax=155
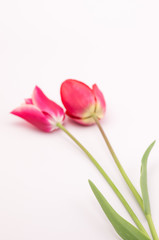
xmin=60 ymin=79 xmax=106 ymax=125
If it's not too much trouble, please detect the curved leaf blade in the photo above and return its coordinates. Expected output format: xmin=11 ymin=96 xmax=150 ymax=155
xmin=89 ymin=180 xmax=150 ymax=240
xmin=140 ymin=141 xmax=155 ymax=215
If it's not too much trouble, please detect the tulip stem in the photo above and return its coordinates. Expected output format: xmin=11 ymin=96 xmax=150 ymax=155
xmin=93 ymin=116 xmax=143 ymax=209
xmin=57 ymin=122 xmax=150 ymax=238
xmin=146 ymin=215 xmax=159 ymax=240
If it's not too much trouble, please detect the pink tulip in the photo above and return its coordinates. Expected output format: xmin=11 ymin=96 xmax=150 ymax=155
xmin=60 ymin=79 xmax=106 ymax=125
xmin=11 ymin=86 xmax=65 ymax=132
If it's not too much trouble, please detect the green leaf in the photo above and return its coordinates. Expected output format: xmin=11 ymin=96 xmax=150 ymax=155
xmin=140 ymin=141 xmax=155 ymax=215
xmin=89 ymin=180 xmax=150 ymax=240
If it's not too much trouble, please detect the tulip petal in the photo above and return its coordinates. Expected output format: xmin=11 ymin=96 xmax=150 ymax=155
xmin=11 ymin=104 xmax=54 ymax=132
xmin=66 ymin=111 xmax=95 ymax=126
xmin=61 ymin=79 xmax=96 ymax=118
xmin=92 ymin=84 xmax=106 ymax=119
xmin=32 ymin=86 xmax=65 ymax=121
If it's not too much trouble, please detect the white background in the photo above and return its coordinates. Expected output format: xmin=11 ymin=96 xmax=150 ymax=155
xmin=0 ymin=0 xmax=159 ymax=239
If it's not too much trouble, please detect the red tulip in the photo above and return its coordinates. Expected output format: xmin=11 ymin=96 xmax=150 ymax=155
xmin=11 ymin=86 xmax=65 ymax=132
xmin=60 ymin=79 xmax=106 ymax=125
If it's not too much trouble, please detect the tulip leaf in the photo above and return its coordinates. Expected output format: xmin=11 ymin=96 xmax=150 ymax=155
xmin=140 ymin=141 xmax=155 ymax=215
xmin=89 ymin=180 xmax=150 ymax=240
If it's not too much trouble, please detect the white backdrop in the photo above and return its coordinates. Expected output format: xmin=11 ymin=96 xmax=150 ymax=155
xmin=0 ymin=0 xmax=159 ymax=239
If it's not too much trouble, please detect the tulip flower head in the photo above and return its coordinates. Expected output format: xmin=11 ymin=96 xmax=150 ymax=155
xmin=60 ymin=79 xmax=106 ymax=125
xmin=11 ymin=86 xmax=65 ymax=132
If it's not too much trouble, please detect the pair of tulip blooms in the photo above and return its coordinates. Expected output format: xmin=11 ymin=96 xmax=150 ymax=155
xmin=11 ymin=79 xmax=158 ymax=240
xmin=11 ymin=79 xmax=106 ymax=131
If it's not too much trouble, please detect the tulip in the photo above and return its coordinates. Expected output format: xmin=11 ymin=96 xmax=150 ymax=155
xmin=60 ymin=79 xmax=106 ymax=125
xmin=11 ymin=86 xmax=65 ymax=132
xmin=61 ymin=81 xmax=156 ymax=238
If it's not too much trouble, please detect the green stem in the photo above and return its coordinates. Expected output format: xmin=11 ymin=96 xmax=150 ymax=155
xmin=146 ymin=215 xmax=158 ymax=240
xmin=57 ymin=122 xmax=150 ymax=238
xmin=93 ymin=116 xmax=143 ymax=210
